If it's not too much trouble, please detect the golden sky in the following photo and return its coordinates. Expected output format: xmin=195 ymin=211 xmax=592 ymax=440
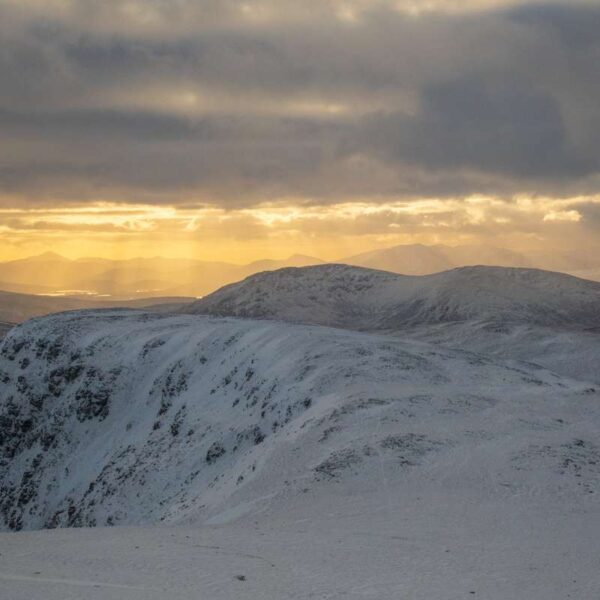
xmin=1 ymin=0 xmax=599 ymax=262
xmin=0 ymin=194 xmax=597 ymax=263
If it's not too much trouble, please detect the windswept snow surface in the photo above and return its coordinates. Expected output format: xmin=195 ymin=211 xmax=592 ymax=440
xmin=0 ymin=494 xmax=598 ymax=600
xmin=1 ymin=309 xmax=600 ymax=598
xmin=183 ymin=264 xmax=600 ymax=383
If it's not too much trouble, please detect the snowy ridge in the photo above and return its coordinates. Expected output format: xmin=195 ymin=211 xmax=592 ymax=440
xmin=0 ymin=309 xmax=598 ymax=532
xmin=182 ymin=264 xmax=600 ymax=383
xmin=184 ymin=264 xmax=600 ymax=330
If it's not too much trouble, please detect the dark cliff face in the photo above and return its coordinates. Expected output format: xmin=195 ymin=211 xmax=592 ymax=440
xmin=0 ymin=311 xmax=320 ymax=531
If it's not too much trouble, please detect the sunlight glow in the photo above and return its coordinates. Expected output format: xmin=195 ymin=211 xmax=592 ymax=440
xmin=1 ymin=195 xmax=598 ymax=262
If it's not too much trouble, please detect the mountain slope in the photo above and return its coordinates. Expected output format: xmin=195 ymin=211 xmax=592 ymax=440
xmin=1 ymin=310 xmax=597 ymax=532
xmin=183 ymin=264 xmax=600 ymax=330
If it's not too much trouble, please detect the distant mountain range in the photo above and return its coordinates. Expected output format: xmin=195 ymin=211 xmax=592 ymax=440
xmin=343 ymin=243 xmax=600 ymax=278
xmin=0 ymin=244 xmax=598 ymax=300
xmin=0 ymin=252 xmax=323 ymax=298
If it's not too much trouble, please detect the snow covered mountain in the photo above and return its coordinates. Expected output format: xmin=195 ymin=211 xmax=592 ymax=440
xmin=1 ymin=309 xmax=597 ymax=533
xmin=183 ymin=264 xmax=600 ymax=330
xmin=182 ymin=264 xmax=600 ymax=383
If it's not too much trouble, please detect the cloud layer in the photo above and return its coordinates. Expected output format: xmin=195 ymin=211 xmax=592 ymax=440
xmin=1 ymin=0 xmax=599 ymax=208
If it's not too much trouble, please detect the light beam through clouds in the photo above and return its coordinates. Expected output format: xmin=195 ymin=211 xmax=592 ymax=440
xmin=0 ymin=0 xmax=599 ymax=261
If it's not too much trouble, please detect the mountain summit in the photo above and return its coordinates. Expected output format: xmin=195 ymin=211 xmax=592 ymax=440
xmin=183 ymin=264 xmax=600 ymax=330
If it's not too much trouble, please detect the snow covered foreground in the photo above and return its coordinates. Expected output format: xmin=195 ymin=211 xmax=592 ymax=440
xmin=1 ymin=308 xmax=599 ymax=598
xmin=0 ymin=489 xmax=598 ymax=600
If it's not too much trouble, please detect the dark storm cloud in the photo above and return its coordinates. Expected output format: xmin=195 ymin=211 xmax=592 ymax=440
xmin=0 ymin=1 xmax=599 ymax=205
xmin=0 ymin=108 xmax=209 ymax=140
xmin=508 ymin=3 xmax=600 ymax=45
xmin=354 ymin=76 xmax=594 ymax=178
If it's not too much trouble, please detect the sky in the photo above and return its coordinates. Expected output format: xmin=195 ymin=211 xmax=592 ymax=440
xmin=1 ymin=0 xmax=599 ymax=262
